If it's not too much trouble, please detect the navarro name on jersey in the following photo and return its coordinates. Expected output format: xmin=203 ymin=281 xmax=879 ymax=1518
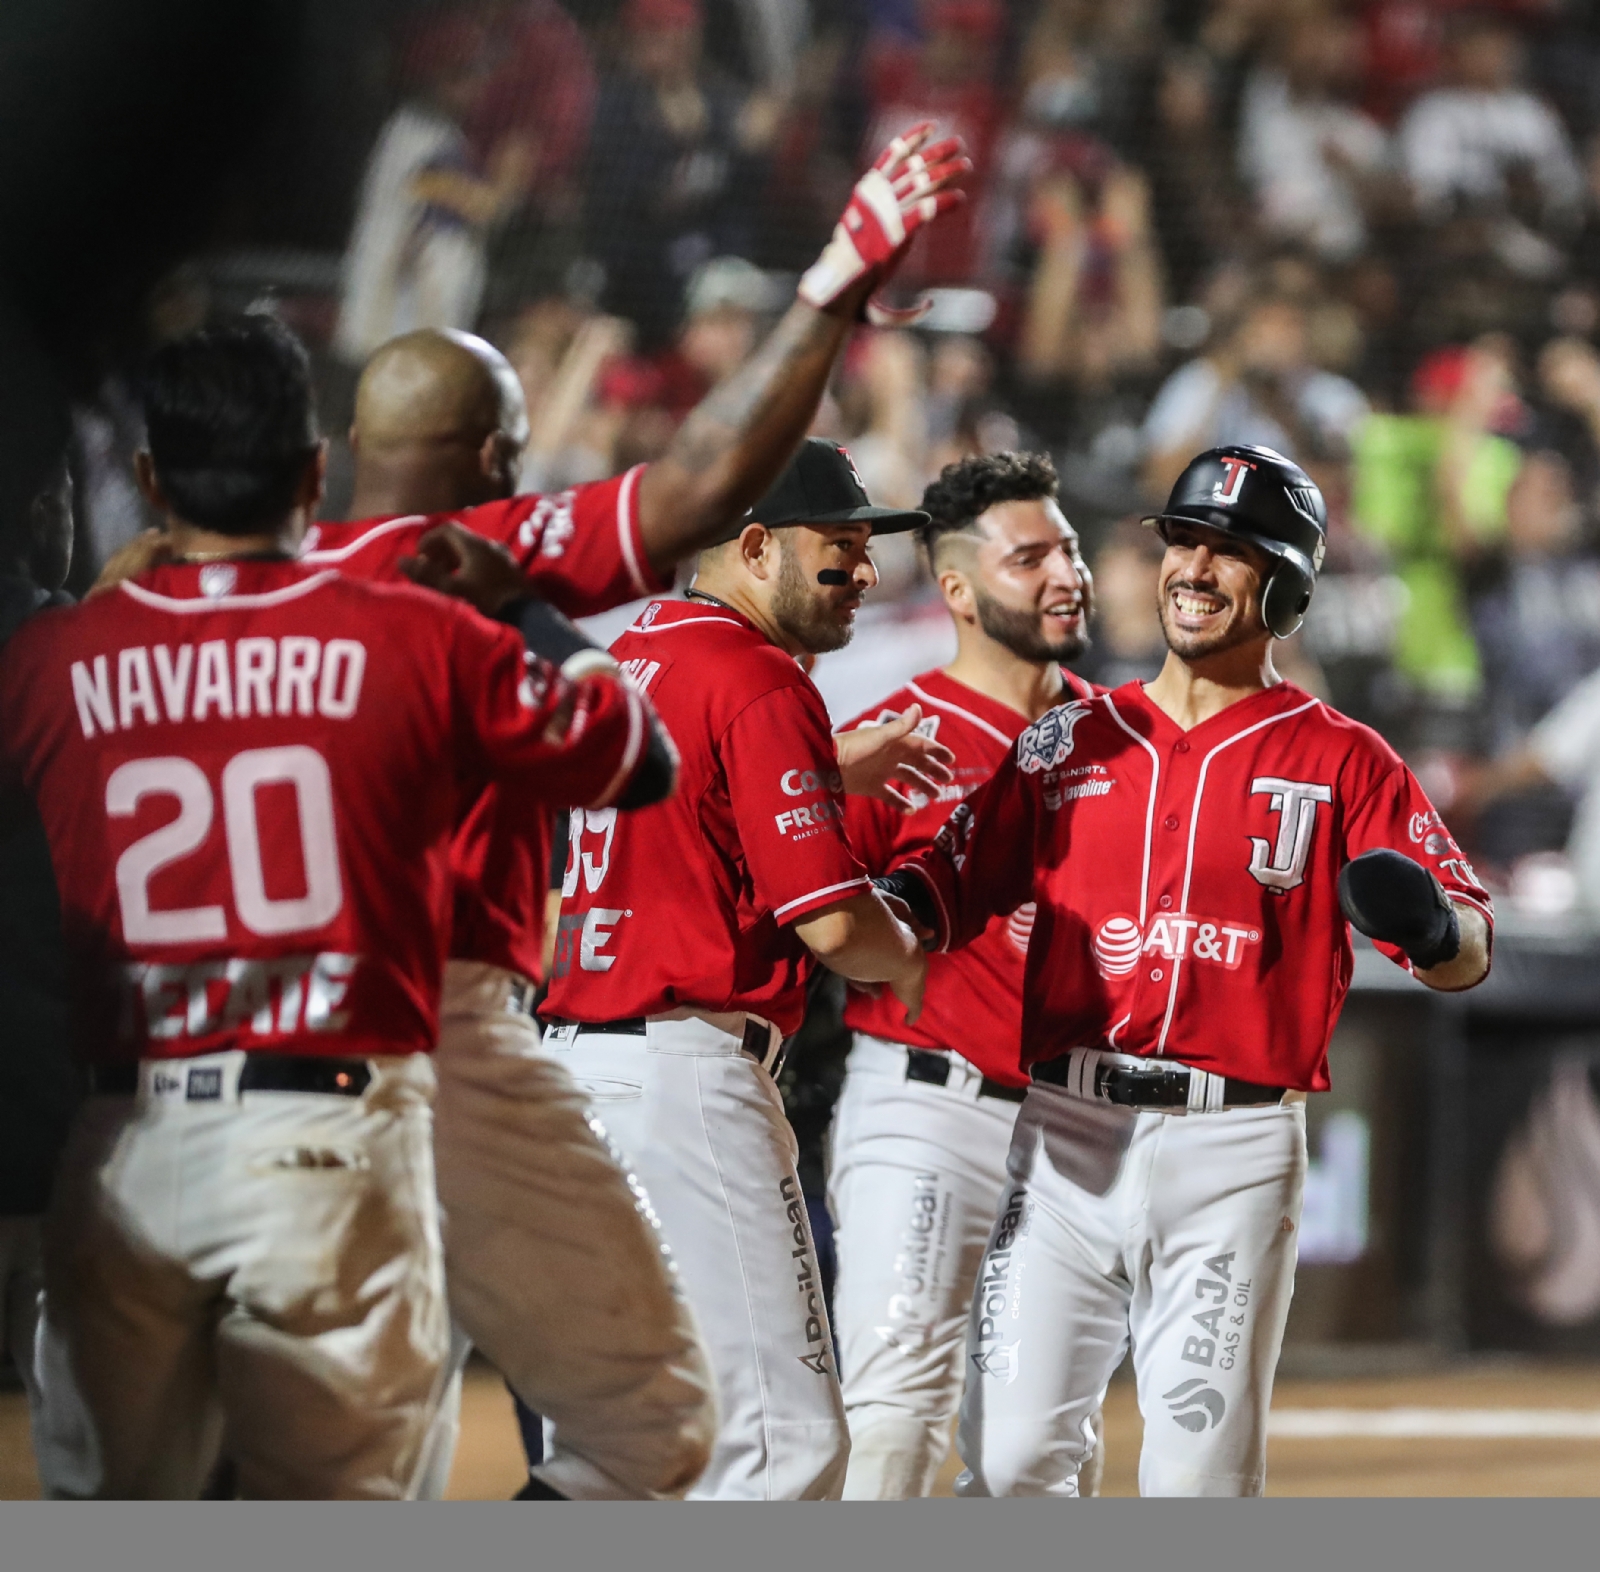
xmin=71 ymin=637 xmax=368 ymax=739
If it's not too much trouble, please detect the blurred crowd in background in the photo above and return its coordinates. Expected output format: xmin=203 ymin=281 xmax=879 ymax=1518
xmin=61 ymin=0 xmax=1600 ymax=920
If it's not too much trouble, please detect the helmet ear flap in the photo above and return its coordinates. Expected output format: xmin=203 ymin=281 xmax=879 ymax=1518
xmin=1260 ymin=563 xmax=1312 ymax=639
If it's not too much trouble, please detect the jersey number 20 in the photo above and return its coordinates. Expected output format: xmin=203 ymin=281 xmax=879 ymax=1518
xmin=107 ymin=746 xmax=343 ymax=943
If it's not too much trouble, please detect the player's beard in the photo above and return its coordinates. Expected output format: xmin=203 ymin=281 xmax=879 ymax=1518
xmin=772 ymin=543 xmax=859 ymax=654
xmin=974 ymin=586 xmax=1088 ymax=664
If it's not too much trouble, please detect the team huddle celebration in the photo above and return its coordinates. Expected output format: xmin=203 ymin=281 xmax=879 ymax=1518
xmin=0 ymin=70 xmax=1503 ymax=1498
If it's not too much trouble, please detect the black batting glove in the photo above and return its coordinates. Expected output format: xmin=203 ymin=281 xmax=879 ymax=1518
xmin=1337 ymin=849 xmax=1460 ymax=971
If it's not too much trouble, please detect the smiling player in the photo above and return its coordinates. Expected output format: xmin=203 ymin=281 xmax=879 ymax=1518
xmin=883 ymin=444 xmax=1493 ymax=1497
xmin=826 ymin=453 xmax=1100 ymax=1499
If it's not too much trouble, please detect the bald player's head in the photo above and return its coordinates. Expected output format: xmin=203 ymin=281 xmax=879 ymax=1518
xmin=350 ymin=329 xmax=530 ymax=512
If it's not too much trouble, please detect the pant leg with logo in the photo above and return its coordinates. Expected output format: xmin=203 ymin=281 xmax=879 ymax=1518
xmin=34 ymin=1052 xmax=448 ymax=1499
xmin=955 ymin=1084 xmax=1306 ymax=1498
xmin=420 ymin=961 xmax=716 ymax=1501
xmin=827 ymin=1034 xmax=1021 ymax=1498
xmin=546 ymin=1013 xmax=850 ymax=1500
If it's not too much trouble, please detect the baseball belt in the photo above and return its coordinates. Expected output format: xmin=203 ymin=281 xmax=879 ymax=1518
xmin=549 ymin=1015 xmax=789 ymax=1078
xmin=904 ymin=1047 xmax=1027 ymax=1105
xmin=1030 ymin=1047 xmax=1286 ymax=1114
xmin=88 ymin=1054 xmax=373 ymax=1100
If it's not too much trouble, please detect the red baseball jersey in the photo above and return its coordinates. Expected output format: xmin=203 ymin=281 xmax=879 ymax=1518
xmin=841 ymin=667 xmax=1097 ymax=1086
xmin=0 ymin=560 xmax=650 ymax=1066
xmin=542 ymin=598 xmax=871 ymax=1037
xmin=302 ymin=469 xmax=669 ymax=980
xmin=301 ymin=466 xmax=668 ymax=617
xmin=903 ymin=680 xmax=1493 ymax=1092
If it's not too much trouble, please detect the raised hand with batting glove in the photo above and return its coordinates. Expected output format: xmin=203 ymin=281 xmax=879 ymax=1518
xmin=1338 ymin=848 xmax=1462 ymax=971
xmin=799 ymin=122 xmax=970 ymax=328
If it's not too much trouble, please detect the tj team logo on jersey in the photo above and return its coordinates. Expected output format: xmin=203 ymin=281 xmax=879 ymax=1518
xmin=1246 ymin=776 xmax=1332 ymax=893
xmin=1092 ymin=914 xmax=1261 ymax=979
xmin=1017 ymin=700 xmax=1092 ymax=775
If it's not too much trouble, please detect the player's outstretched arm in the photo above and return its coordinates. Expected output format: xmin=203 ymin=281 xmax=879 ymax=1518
xmin=794 ymin=891 xmax=928 ymax=1023
xmin=634 ymin=125 xmax=969 ymax=579
xmin=1338 ymin=849 xmax=1490 ymax=991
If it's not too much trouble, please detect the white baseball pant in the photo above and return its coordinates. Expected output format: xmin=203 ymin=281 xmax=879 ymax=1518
xmin=33 ymin=1051 xmax=448 ymax=1499
xmin=827 ymin=1034 xmax=1024 ymax=1498
xmin=956 ymin=1081 xmax=1306 ymax=1498
xmin=416 ymin=960 xmax=717 ymax=1501
xmin=544 ymin=1010 xmax=851 ymax=1500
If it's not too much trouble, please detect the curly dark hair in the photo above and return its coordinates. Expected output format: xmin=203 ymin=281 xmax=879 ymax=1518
xmin=917 ymin=451 xmax=1059 ymax=561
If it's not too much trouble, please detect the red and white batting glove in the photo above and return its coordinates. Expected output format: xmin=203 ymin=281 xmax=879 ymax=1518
xmin=798 ymin=122 xmax=969 ymax=328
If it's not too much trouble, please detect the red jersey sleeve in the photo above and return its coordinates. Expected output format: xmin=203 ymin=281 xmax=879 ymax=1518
xmin=1341 ymin=757 xmax=1495 ymax=973
xmin=907 ymin=744 xmax=1039 ymax=952
xmin=721 ymin=683 xmax=870 ymax=925
xmin=447 ymin=608 xmax=650 ymax=811
xmin=458 ymin=467 xmax=670 ymax=618
xmin=841 ymin=786 xmax=904 ymax=877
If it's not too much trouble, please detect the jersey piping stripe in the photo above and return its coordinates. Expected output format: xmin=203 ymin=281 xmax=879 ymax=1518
xmin=300 ymin=515 xmax=428 ymax=562
xmin=625 ymin=613 xmax=745 ymax=635
xmin=589 ymin=683 xmax=648 ymax=809
xmin=904 ymin=680 xmax=1014 ymax=747
xmin=1158 ymin=697 xmax=1321 ymax=1054
xmin=772 ymin=876 xmax=871 ymax=921
xmin=118 ymin=572 xmax=341 ymax=612
xmin=1103 ymin=694 xmax=1161 ymax=928
xmin=616 ymin=465 xmax=649 ymax=597
xmin=1448 ymin=890 xmax=1494 ymax=921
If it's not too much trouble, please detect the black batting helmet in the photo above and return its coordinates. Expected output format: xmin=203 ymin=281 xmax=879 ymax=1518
xmin=1143 ymin=444 xmax=1327 ymax=638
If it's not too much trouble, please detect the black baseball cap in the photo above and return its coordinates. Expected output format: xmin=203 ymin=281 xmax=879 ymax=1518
xmin=711 ymin=438 xmax=929 ymax=544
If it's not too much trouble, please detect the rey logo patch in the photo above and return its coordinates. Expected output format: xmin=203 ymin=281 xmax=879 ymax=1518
xmin=1017 ymin=701 xmax=1092 ymax=775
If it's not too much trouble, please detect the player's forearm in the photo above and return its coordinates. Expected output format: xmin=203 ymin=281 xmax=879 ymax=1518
xmin=1415 ymin=903 xmax=1491 ymax=992
xmin=634 ymin=288 xmax=868 ymax=577
xmin=795 ymin=890 xmax=921 ymax=983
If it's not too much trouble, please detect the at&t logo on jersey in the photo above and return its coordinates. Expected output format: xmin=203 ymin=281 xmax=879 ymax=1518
xmin=1092 ymin=913 xmax=1261 ymax=978
xmin=1017 ymin=700 xmax=1091 ymax=775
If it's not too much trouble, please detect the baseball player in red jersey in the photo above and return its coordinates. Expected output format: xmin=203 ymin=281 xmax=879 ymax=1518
xmin=291 ymin=123 xmax=966 ymax=1500
xmin=828 ymin=452 xmax=1102 ymax=1499
xmin=882 ymin=445 xmax=1494 ymax=1496
xmin=0 ymin=317 xmax=674 ymax=1499
xmin=542 ymin=439 xmax=935 ymax=1499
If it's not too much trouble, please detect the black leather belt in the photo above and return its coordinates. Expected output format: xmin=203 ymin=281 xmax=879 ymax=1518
xmin=88 ymin=1055 xmax=373 ymax=1100
xmin=562 ymin=1018 xmax=648 ymax=1036
xmin=1029 ymin=1054 xmax=1284 ymax=1109
xmin=554 ymin=1017 xmax=787 ymax=1077
xmin=905 ymin=1048 xmax=1028 ymax=1105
